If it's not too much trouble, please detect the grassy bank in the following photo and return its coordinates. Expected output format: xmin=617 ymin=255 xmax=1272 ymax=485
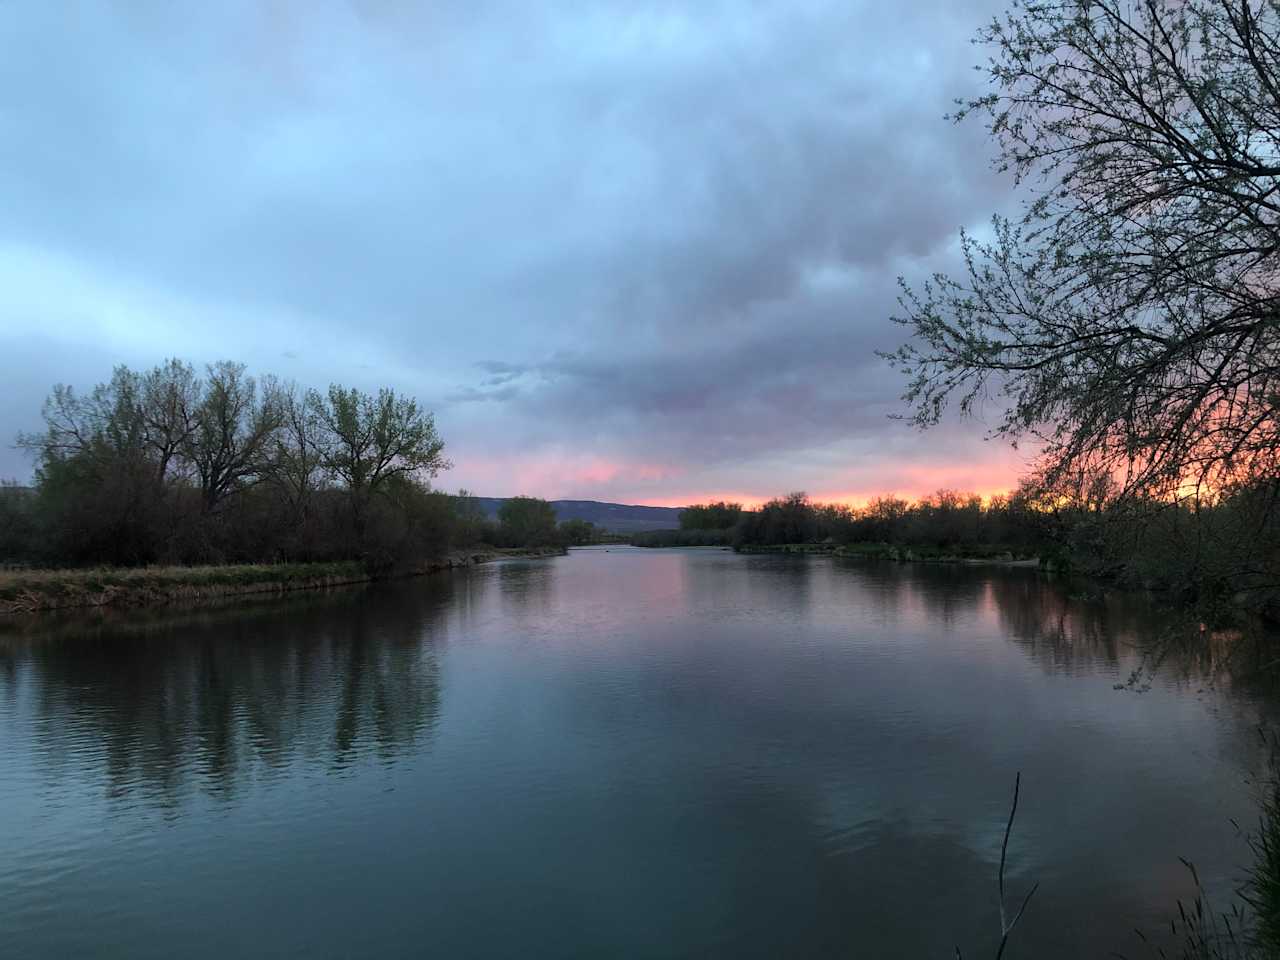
xmin=0 ymin=547 xmax=565 ymax=615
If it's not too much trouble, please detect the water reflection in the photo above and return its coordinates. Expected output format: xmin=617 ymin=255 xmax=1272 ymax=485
xmin=0 ymin=550 xmax=1275 ymax=959
xmin=0 ymin=580 xmax=450 ymax=804
xmin=1 ymin=557 xmax=1273 ymax=809
xmin=831 ymin=556 xmax=1279 ymax=692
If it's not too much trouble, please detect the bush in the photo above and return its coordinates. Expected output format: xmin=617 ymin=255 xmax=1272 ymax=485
xmin=632 ymin=528 xmax=731 ymax=548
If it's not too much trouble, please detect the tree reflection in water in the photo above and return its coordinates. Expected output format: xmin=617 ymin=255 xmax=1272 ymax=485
xmin=838 ymin=557 xmax=1280 ymax=696
xmin=0 ymin=579 xmax=452 ymax=805
xmin=2 ymin=556 xmax=1276 ymax=814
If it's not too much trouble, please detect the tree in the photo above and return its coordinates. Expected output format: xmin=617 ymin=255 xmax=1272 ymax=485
xmin=559 ymin=518 xmax=598 ymax=545
xmin=860 ymin=495 xmax=910 ymax=541
xmin=18 ymin=366 xmax=168 ymax=564
xmin=497 ymin=496 xmax=558 ymax=546
xmin=738 ymin=492 xmax=816 ymax=545
xmin=309 ymin=384 xmax=450 ymax=531
xmin=888 ymin=0 xmax=1280 ymax=505
xmin=266 ymin=382 xmax=324 ymax=527
xmin=140 ymin=359 xmax=200 ymax=486
xmin=0 ymin=482 xmax=38 ymax=563
xmin=20 ymin=367 xmax=149 ymax=473
xmin=679 ymin=501 xmax=743 ymax=530
xmin=450 ymin=490 xmax=491 ymax=546
xmin=183 ymin=362 xmax=282 ymax=513
xmin=10 ymin=360 xmax=458 ymax=569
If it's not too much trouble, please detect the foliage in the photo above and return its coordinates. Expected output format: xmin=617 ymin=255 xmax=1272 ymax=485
xmin=0 ymin=482 xmax=38 ymax=565
xmin=493 ymin=496 xmax=559 ymax=548
xmin=631 ymin=528 xmax=733 ymax=547
xmin=679 ymin=501 xmax=743 ymax=530
xmin=308 ymin=383 xmax=449 ymax=512
xmin=888 ymin=0 xmax=1280 ymax=505
xmin=13 ymin=359 xmax=469 ymax=570
xmin=1124 ymin=769 xmax=1280 ymax=959
xmin=185 ymin=361 xmax=282 ymax=513
xmin=558 ymin=518 xmax=600 ymax=546
xmin=1243 ymin=764 xmax=1280 ymax=959
xmin=713 ymin=483 xmax=1277 ymax=619
xmin=450 ymin=491 xmax=493 ymax=546
xmin=722 ymin=490 xmax=1044 ymax=553
xmin=734 ymin=492 xmax=848 ymax=546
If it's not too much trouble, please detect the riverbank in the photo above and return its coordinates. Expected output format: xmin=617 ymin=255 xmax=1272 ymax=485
xmin=734 ymin=542 xmax=1042 ymax=565
xmin=0 ymin=547 xmax=566 ymax=615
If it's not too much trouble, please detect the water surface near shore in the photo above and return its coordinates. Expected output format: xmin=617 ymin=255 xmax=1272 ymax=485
xmin=0 ymin=546 xmax=1269 ymax=957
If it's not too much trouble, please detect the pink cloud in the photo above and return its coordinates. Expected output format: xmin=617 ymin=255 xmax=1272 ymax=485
xmin=447 ymin=450 xmax=682 ymax=501
xmin=444 ymin=439 xmax=1033 ymax=508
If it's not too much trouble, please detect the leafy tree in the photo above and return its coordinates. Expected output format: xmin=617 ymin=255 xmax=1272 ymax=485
xmin=29 ymin=437 xmax=166 ymax=566
xmin=13 ymin=361 xmax=456 ymax=569
xmin=140 ymin=359 xmax=200 ymax=485
xmin=679 ymin=501 xmax=743 ymax=530
xmin=631 ymin=527 xmax=732 ymax=547
xmin=497 ymin=496 xmax=558 ymax=547
xmin=859 ymin=495 xmax=910 ymax=541
xmin=888 ymin=0 xmax=1280 ymax=504
xmin=21 ymin=366 xmax=150 ymax=473
xmin=309 ymin=384 xmax=450 ymax=532
xmin=266 ymin=382 xmax=325 ymax=528
xmin=184 ymin=362 xmax=282 ymax=513
xmin=18 ymin=365 xmax=170 ymax=564
xmin=361 ymin=476 xmax=457 ymax=571
xmin=0 ymin=481 xmax=38 ymax=564
xmin=737 ymin=492 xmax=818 ymax=545
xmin=450 ymin=490 xmax=492 ymax=546
xmin=558 ymin=518 xmax=598 ymax=545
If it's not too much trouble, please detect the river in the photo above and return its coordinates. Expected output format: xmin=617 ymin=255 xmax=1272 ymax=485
xmin=0 ymin=546 xmax=1271 ymax=957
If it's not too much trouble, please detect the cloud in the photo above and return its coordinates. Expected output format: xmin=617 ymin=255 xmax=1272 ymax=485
xmin=0 ymin=0 xmax=1018 ymax=502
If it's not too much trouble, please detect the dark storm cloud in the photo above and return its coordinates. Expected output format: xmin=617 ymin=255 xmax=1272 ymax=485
xmin=0 ymin=0 xmax=1017 ymax=500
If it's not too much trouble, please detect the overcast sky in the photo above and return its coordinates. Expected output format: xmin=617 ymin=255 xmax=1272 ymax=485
xmin=0 ymin=0 xmax=1031 ymax=505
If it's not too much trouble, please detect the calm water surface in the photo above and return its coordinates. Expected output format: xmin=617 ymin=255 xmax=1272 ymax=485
xmin=0 ymin=547 xmax=1273 ymax=957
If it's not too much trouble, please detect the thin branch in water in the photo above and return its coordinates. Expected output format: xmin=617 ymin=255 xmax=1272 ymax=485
xmin=996 ymin=771 xmax=1039 ymax=960
xmin=956 ymin=772 xmax=1040 ymax=960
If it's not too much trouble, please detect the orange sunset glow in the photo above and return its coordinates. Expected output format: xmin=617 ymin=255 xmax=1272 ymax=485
xmin=445 ymin=441 xmax=1032 ymax=509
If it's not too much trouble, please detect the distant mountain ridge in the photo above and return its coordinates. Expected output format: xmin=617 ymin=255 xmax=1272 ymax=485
xmin=468 ymin=497 xmax=683 ymax=533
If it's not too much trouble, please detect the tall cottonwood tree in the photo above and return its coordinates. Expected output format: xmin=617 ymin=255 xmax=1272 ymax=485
xmin=888 ymin=0 xmax=1280 ymax=503
xmin=267 ymin=382 xmax=324 ymax=525
xmin=23 ymin=359 xmax=200 ymax=491
xmin=184 ymin=362 xmax=282 ymax=513
xmin=140 ymin=359 xmax=200 ymax=486
xmin=19 ymin=365 xmax=175 ymax=563
xmin=25 ymin=368 xmax=148 ymax=472
xmin=308 ymin=384 xmax=450 ymax=531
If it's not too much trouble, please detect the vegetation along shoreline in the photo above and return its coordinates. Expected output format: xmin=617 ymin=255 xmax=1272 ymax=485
xmin=0 ymin=547 xmax=565 ymax=616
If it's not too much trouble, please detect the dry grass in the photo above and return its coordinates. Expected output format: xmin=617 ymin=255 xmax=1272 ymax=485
xmin=0 ymin=547 xmax=565 ymax=615
xmin=0 ymin=562 xmax=371 ymax=614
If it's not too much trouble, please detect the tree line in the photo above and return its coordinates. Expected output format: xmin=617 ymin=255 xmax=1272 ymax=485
xmin=654 ymin=486 xmax=1280 ymax=620
xmin=0 ymin=359 xmax=600 ymax=569
xmin=650 ymin=491 xmax=1044 ymax=553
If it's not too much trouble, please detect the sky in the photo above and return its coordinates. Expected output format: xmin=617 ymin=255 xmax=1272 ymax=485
xmin=0 ymin=0 xmax=1033 ymax=507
